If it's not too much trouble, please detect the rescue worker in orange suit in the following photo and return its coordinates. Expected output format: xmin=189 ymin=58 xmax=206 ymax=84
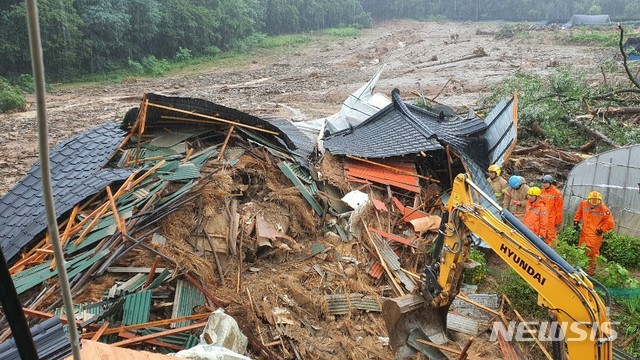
xmin=573 ymin=191 xmax=615 ymax=275
xmin=539 ymin=175 xmax=563 ymax=246
xmin=504 ymin=175 xmax=529 ymax=222
xmin=524 ymin=187 xmax=549 ymax=242
xmin=487 ymin=164 xmax=508 ymax=205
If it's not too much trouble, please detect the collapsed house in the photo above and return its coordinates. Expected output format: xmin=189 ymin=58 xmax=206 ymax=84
xmin=563 ymin=144 xmax=640 ymax=237
xmin=0 ymin=73 xmax=518 ymax=359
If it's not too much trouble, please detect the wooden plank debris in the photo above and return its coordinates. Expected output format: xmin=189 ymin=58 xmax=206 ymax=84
xmin=64 ymin=340 xmax=184 ymax=359
xmin=112 ymin=322 xmax=206 ymax=347
xmin=503 ymin=294 xmax=553 ymax=360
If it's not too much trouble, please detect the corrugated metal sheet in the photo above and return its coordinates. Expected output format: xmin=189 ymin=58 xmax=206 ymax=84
xmin=563 ymin=145 xmax=640 ymax=237
xmin=392 ymin=197 xmax=428 ymax=222
xmin=344 ymin=159 xmax=420 ymax=193
xmin=105 ymin=273 xmax=147 ymax=298
xmin=371 ymin=232 xmax=415 ymax=292
xmin=447 ymin=313 xmax=479 ymax=335
xmin=483 ymin=95 xmax=518 ymax=166
xmin=368 ymin=227 xmax=416 ymax=248
xmin=12 ymin=249 xmax=109 ymax=294
xmin=325 ymin=293 xmax=381 ymax=315
xmin=147 ymin=268 xmax=171 ymax=290
xmin=407 ymin=328 xmax=448 ymax=360
xmin=123 ymin=290 xmax=152 ymax=325
xmin=367 ymin=261 xmax=384 ymax=279
xmin=171 ymin=280 xmax=205 ymax=328
xmin=159 ymin=162 xmax=200 ymax=181
xmin=277 ymin=162 xmax=323 ymax=215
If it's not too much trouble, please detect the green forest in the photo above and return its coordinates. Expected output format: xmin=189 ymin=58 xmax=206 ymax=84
xmin=1 ymin=0 xmax=639 ymax=82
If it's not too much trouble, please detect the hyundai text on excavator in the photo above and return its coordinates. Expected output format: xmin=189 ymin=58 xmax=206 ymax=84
xmin=383 ymin=174 xmax=615 ymax=359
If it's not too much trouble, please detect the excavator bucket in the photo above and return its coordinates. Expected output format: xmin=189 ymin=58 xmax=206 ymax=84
xmin=383 ymin=293 xmax=450 ymax=359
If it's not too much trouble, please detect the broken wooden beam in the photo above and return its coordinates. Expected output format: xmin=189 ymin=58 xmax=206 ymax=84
xmin=503 ymin=294 xmax=552 ymax=360
xmin=81 ymin=313 xmax=211 ymax=339
xmin=112 ymin=322 xmax=206 ymax=347
xmin=147 ymin=103 xmax=280 ymax=135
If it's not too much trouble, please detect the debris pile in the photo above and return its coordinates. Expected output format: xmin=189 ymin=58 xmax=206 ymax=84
xmin=0 ymin=77 xmax=521 ymax=359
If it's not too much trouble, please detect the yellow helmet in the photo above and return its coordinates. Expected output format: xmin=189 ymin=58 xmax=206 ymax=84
xmin=528 ymin=187 xmax=541 ymax=196
xmin=488 ymin=164 xmax=501 ymax=176
xmin=587 ymin=191 xmax=602 ymax=205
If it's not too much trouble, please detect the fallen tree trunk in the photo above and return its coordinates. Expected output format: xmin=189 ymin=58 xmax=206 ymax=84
xmin=562 ymin=115 xmax=620 ymax=148
xmin=512 ymin=141 xmax=548 ymax=155
xmin=591 ymin=106 xmax=640 ymax=115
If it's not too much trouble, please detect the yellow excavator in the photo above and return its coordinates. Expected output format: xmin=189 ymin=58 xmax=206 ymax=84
xmin=383 ymin=173 xmax=615 ymax=359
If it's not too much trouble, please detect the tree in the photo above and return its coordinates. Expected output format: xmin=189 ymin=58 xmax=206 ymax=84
xmin=75 ymin=0 xmax=131 ymax=73
xmin=0 ymin=0 xmax=85 ymax=81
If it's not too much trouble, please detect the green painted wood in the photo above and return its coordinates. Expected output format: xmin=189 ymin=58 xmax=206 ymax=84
xmin=13 ymin=250 xmax=109 ymax=294
xmin=171 ymin=280 xmax=205 ymax=328
xmin=159 ymin=162 xmax=200 ymax=181
xmin=123 ymin=290 xmax=152 ymax=325
xmin=277 ymin=162 xmax=323 ymax=215
xmin=147 ymin=268 xmax=171 ymax=290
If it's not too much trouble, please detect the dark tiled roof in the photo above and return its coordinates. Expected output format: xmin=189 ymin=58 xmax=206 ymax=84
xmin=0 ymin=123 xmax=131 ymax=262
xmin=0 ymin=316 xmax=71 ymax=360
xmin=324 ymin=89 xmax=487 ymax=158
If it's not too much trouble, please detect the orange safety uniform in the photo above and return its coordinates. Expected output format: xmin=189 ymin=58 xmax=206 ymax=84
xmin=488 ymin=176 xmax=508 ymax=204
xmin=540 ymin=185 xmax=563 ymax=242
xmin=573 ymin=200 xmax=615 ymax=274
xmin=504 ymin=184 xmax=530 ymax=222
xmin=524 ymin=198 xmax=549 ymax=241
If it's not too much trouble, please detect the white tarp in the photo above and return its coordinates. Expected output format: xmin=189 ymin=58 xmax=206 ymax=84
xmin=563 ymin=14 xmax=611 ymax=28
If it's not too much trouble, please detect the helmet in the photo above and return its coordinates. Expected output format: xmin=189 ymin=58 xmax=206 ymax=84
xmin=508 ymin=175 xmax=523 ymax=189
xmin=528 ymin=187 xmax=541 ymax=196
xmin=488 ymin=164 xmax=501 ymax=176
xmin=587 ymin=191 xmax=602 ymax=206
xmin=541 ymin=175 xmax=553 ymax=183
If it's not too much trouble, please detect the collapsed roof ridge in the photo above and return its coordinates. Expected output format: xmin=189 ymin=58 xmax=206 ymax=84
xmin=391 ymin=88 xmax=438 ymax=142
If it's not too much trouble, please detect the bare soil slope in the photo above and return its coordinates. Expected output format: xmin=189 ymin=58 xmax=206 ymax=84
xmin=0 ymin=20 xmax=611 ymax=195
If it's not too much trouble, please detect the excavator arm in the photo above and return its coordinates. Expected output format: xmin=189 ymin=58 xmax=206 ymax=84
xmin=383 ymin=174 xmax=613 ymax=359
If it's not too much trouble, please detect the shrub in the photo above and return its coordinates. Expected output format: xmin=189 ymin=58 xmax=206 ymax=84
xmin=497 ymin=269 xmax=547 ymax=318
xmin=205 ymin=46 xmax=221 ymax=57
xmin=16 ymin=74 xmax=35 ymax=93
xmin=601 ymin=232 xmax=640 ymax=269
xmin=0 ymin=77 xmax=26 ymax=113
xmin=127 ymin=59 xmax=144 ymax=74
xmin=593 ymin=259 xmax=640 ymax=289
xmin=140 ymin=56 xmax=169 ymax=76
xmin=463 ymin=248 xmax=488 ymax=285
xmin=555 ymin=239 xmax=590 ymax=269
xmin=237 ymin=33 xmax=268 ymax=52
xmin=321 ymin=27 xmax=359 ymax=37
xmin=556 ymin=225 xmax=579 ymax=247
xmin=175 ymin=47 xmax=192 ymax=62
